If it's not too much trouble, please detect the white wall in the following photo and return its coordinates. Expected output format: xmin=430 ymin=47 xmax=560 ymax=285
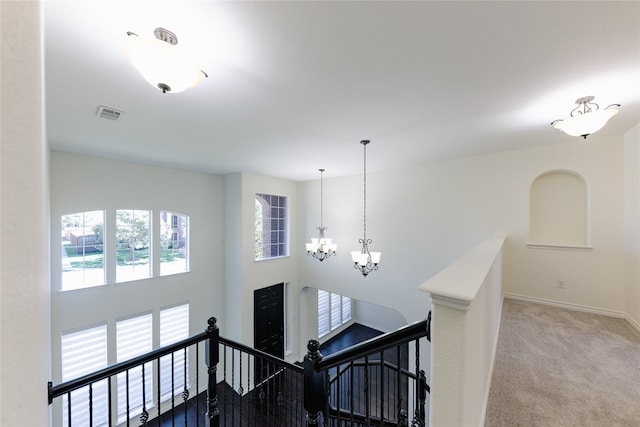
xmin=625 ymin=123 xmax=640 ymax=328
xmin=1 ymin=2 xmax=50 ymax=425
xmin=298 ymin=134 xmax=627 ymax=334
xmin=224 ymin=173 xmax=300 ymax=362
xmin=49 ymin=152 xmax=224 ymax=385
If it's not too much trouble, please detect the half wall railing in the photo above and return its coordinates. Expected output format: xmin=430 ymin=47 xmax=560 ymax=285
xmin=49 ymin=315 xmax=430 ymax=426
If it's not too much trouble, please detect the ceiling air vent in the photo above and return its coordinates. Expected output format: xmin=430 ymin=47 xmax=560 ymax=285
xmin=96 ymin=105 xmax=124 ymax=120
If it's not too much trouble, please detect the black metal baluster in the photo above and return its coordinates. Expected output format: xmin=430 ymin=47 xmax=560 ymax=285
xmin=349 ymin=362 xmax=354 ymax=425
xmin=231 ymin=348 xmax=235 ymax=425
xmin=125 ymin=370 xmax=130 ymax=426
xmin=89 ymin=383 xmax=94 ymax=427
xmin=364 ymin=356 xmax=370 ymax=426
xmin=195 ymin=343 xmax=200 ymax=427
xmin=141 ymin=363 xmax=149 ymax=425
xmin=412 ymin=339 xmax=423 ymax=427
xmin=171 ymin=352 xmax=176 ymax=427
xmin=108 ymin=376 xmax=114 ymax=427
xmin=239 ymin=350 xmax=243 ymax=427
xmin=380 ymin=351 xmax=385 ymax=423
xmin=183 ymin=347 xmax=188 ymax=427
xmin=396 ymin=346 xmax=401 ymax=425
xmin=157 ymin=357 xmax=162 ymax=421
xmin=66 ymin=392 xmax=72 ymax=427
xmin=222 ymin=343 xmax=227 ymax=426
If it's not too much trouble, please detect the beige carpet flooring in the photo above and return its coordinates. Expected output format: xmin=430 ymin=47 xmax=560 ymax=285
xmin=485 ymin=299 xmax=640 ymax=427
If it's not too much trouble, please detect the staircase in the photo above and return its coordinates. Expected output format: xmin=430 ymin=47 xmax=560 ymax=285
xmin=48 ymin=315 xmax=430 ymax=426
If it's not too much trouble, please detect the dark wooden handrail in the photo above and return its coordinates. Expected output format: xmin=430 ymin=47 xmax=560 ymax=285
xmin=316 ymin=318 xmax=429 ymax=371
xmin=49 ymin=330 xmax=210 ymax=403
xmin=219 ymin=336 xmax=303 ymax=373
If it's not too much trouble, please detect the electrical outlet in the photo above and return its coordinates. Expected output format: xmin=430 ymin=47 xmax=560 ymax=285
xmin=556 ymin=280 xmax=566 ymax=289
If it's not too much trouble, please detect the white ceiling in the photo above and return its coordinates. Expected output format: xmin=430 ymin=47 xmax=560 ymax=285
xmin=43 ymin=1 xmax=640 ymax=182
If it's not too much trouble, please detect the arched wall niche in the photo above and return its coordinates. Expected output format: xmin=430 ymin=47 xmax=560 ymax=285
xmin=528 ymin=170 xmax=591 ymax=249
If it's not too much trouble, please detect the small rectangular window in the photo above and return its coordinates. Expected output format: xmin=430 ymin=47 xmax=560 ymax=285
xmin=116 ymin=209 xmax=151 ymax=282
xmin=61 ymin=210 xmax=105 ymax=290
xmin=160 ymin=211 xmax=189 ymax=276
xmin=61 ymin=324 xmax=108 ymax=426
xmin=255 ymin=193 xmax=288 ymax=260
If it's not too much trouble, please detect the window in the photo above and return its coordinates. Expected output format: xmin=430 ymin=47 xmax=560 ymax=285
xmin=318 ymin=290 xmax=352 ymax=338
xmin=61 ymin=324 xmax=108 ymax=426
xmin=117 ymin=313 xmax=153 ymax=423
xmin=61 ymin=210 xmax=105 ymax=290
xmin=160 ymin=211 xmax=189 ymax=276
xmin=116 ymin=209 xmax=151 ymax=282
xmin=255 ymin=194 xmax=288 ymax=260
xmin=160 ymin=304 xmax=190 ymax=401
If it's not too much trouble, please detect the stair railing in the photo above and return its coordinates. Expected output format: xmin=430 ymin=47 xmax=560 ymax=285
xmin=49 ymin=317 xmax=221 ymax=427
xmin=303 ymin=315 xmax=431 ymax=427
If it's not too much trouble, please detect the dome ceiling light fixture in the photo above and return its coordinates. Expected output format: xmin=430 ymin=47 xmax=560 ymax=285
xmin=551 ymin=96 xmax=620 ymax=139
xmin=305 ymin=168 xmax=337 ymax=262
xmin=125 ymin=27 xmax=207 ymax=94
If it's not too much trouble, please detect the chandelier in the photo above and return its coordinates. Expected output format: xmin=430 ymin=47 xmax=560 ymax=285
xmin=551 ymin=96 xmax=620 ymax=139
xmin=351 ymin=140 xmax=381 ymax=277
xmin=306 ymin=169 xmax=337 ymax=261
xmin=126 ymin=28 xmax=207 ymax=93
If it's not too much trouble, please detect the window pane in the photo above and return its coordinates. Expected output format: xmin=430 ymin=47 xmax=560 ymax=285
xmin=116 ymin=209 xmax=151 ymax=282
xmin=160 ymin=304 xmax=189 ymax=402
xmin=117 ymin=313 xmax=153 ymax=423
xmin=318 ymin=290 xmax=330 ymax=338
xmin=255 ymin=194 xmax=288 ymax=260
xmin=61 ymin=324 xmax=108 ymax=426
xmin=61 ymin=211 xmax=105 ymax=290
xmin=160 ymin=211 xmax=189 ymax=276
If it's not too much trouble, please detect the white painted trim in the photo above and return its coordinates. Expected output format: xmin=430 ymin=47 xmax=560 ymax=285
xmin=526 ymin=243 xmax=593 ymax=251
xmin=625 ymin=314 xmax=640 ymax=337
xmin=479 ymin=294 xmax=504 ymax=427
xmin=504 ymin=293 xmax=625 ymax=318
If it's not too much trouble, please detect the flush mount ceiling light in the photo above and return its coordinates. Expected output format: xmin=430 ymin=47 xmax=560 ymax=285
xmin=305 ymin=169 xmax=337 ymax=262
xmin=126 ymin=28 xmax=207 ymax=93
xmin=351 ymin=140 xmax=381 ymax=277
xmin=551 ymin=96 xmax=620 ymax=139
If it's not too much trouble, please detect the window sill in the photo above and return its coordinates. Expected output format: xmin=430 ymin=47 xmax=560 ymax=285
xmin=526 ymin=243 xmax=593 ymax=251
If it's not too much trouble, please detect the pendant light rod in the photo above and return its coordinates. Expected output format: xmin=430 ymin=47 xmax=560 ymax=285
xmin=351 ymin=139 xmax=381 ymax=277
xmin=306 ymin=168 xmax=337 ymax=261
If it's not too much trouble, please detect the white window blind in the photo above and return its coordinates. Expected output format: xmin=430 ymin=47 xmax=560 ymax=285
xmin=318 ymin=290 xmax=352 ymax=339
xmin=342 ymin=296 xmax=352 ymax=323
xmin=117 ymin=313 xmax=153 ymax=423
xmin=160 ymin=304 xmax=189 ymax=402
xmin=330 ymin=293 xmax=341 ymax=331
xmin=61 ymin=324 xmax=108 ymax=426
xmin=318 ymin=290 xmax=330 ymax=338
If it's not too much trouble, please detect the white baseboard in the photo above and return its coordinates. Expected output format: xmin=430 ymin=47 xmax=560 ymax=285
xmin=504 ymin=293 xmax=625 ymax=317
xmin=625 ymin=313 xmax=640 ymax=336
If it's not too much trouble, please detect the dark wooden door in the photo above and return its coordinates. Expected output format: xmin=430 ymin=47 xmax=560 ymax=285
xmin=254 ymin=283 xmax=284 ymax=384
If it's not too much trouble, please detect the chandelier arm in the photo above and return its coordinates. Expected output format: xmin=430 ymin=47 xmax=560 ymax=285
xmin=605 ymin=103 xmax=621 ymax=110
